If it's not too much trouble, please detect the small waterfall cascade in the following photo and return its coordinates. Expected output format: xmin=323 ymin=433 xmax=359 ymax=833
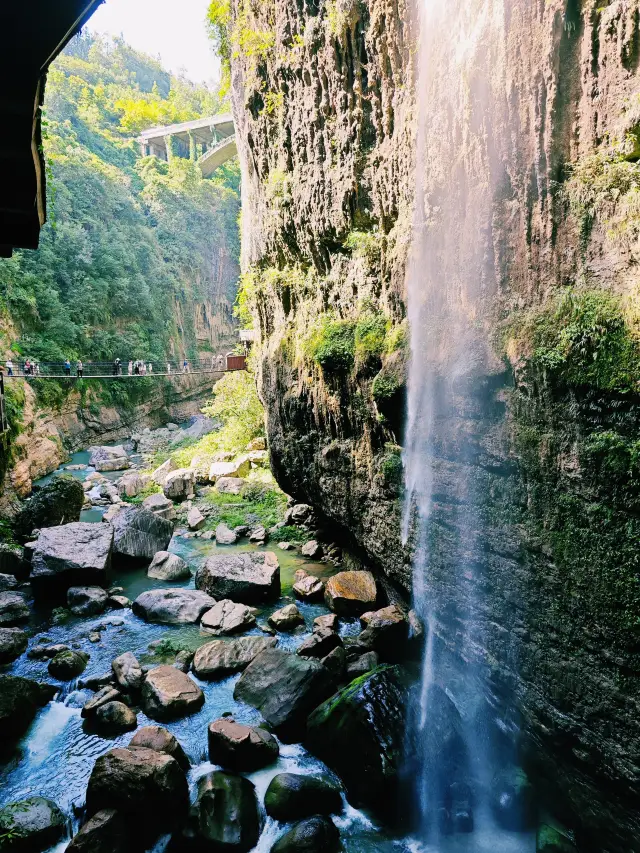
xmin=403 ymin=0 xmax=522 ymax=846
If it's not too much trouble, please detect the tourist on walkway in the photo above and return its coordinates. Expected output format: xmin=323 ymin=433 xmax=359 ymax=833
xmin=128 ymin=361 xmax=133 ymax=376
xmin=134 ymin=361 xmax=140 ymax=375
xmin=64 ymin=359 xmax=71 ymax=376
xmin=113 ymin=358 xmax=121 ymax=376
xmin=148 ymin=363 xmax=153 ymax=374
xmin=77 ymin=360 xmax=83 ymax=378
xmin=183 ymin=359 xmax=189 ymax=373
xmin=5 ymin=359 xmax=13 ymax=376
xmin=167 ymin=362 xmax=171 ymax=374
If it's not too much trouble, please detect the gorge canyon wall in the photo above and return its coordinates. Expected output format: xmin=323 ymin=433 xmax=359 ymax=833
xmin=229 ymin=0 xmax=640 ymax=850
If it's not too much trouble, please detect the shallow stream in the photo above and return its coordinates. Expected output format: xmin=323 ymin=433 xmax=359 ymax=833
xmin=0 ymin=448 xmax=535 ymax=852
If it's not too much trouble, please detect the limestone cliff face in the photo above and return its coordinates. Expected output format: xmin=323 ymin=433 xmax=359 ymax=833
xmin=230 ymin=0 xmax=640 ymax=849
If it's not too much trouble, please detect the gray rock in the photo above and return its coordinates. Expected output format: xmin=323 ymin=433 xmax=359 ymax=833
xmin=85 ymin=746 xmax=189 ymax=845
xmin=301 ymin=540 xmax=323 ymax=559
xmin=293 ymin=569 xmax=324 ymax=602
xmin=297 ymin=627 xmax=342 ymax=659
xmin=112 ymin=652 xmax=143 ymax=692
xmin=94 ymin=701 xmax=137 ymax=734
xmin=30 ymin=522 xmax=113 ymax=597
xmin=0 ymin=627 xmax=28 ymax=664
xmin=0 ymin=798 xmax=65 ymax=852
xmin=277 ymin=541 xmax=293 ymax=551
xmin=0 ymin=676 xmax=56 ymax=740
xmin=111 ymin=506 xmax=173 ymax=565
xmin=132 ymin=589 xmax=216 ymax=624
xmin=130 ymin=725 xmax=190 ymax=770
xmin=193 ymin=636 xmax=277 ymax=679
xmin=321 ymin=646 xmax=347 ymax=680
xmin=187 ymin=506 xmax=206 ymax=530
xmin=90 ymin=446 xmax=130 ymax=472
xmin=208 ymin=718 xmax=279 ymax=771
xmin=66 ymin=809 xmax=128 ymax=853
xmin=234 ymin=649 xmax=334 ymax=739
xmin=0 ymin=591 xmax=30 ymax=625
xmin=215 ymin=476 xmax=245 ymax=495
xmin=0 ymin=573 xmax=18 ymax=591
xmin=271 ymin=816 xmax=340 ymax=853
xmin=345 ymin=651 xmax=379 ymax=678
xmin=48 ymin=650 xmax=89 ymax=680
xmin=67 ymin=585 xmax=109 ymax=616
xmin=265 ymin=773 xmax=342 ymax=822
xmin=195 ymin=551 xmax=280 ymax=604
xmin=314 ymin=614 xmax=339 ymax=633
xmin=28 ymin=643 xmax=70 ymax=660
xmin=215 ymin=523 xmax=238 ymax=545
xmin=163 ymin=468 xmax=196 ymax=501
xmin=0 ymin=543 xmax=27 ymax=578
xmin=201 ymin=599 xmax=256 ymax=635
xmin=82 ymin=686 xmax=123 ymax=718
xmin=152 ymin=458 xmax=178 ymax=486
xmin=248 ymin=525 xmax=268 ymax=543
xmin=284 ymin=503 xmax=314 ymax=526
xmin=269 ymin=603 xmax=304 ymax=631
xmin=183 ymin=771 xmax=261 ymax=852
xmin=208 ymin=458 xmax=251 ymax=481
xmin=118 ymin=471 xmax=152 ymax=498
xmin=142 ymin=492 xmax=176 ymax=521
xmin=108 ymin=595 xmax=131 ymax=609
xmin=147 ymin=551 xmax=191 ymax=581
xmin=141 ymin=666 xmax=204 ymax=721
xmin=14 ymin=475 xmax=85 ymax=539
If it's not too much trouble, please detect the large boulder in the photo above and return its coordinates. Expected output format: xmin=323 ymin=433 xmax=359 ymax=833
xmin=132 ymin=589 xmax=215 ymax=624
xmin=14 ymin=475 xmax=85 ymax=539
xmin=111 ymin=506 xmax=173 ymax=565
xmin=0 ymin=627 xmax=28 ymax=664
xmin=195 ymin=552 xmax=280 ymax=604
xmin=208 ymin=457 xmax=251 ymax=482
xmin=66 ymin=809 xmax=129 ymax=853
xmin=147 ymin=551 xmax=191 ymax=581
xmin=152 ymin=458 xmax=177 ymax=486
xmin=163 ymin=468 xmax=196 ymax=501
xmin=129 ymin=725 xmax=190 ymax=770
xmin=181 ymin=771 xmax=261 ymax=853
xmin=48 ymin=650 xmax=89 ymax=680
xmin=187 ymin=507 xmax=206 ymax=531
xmin=0 ymin=591 xmax=30 ymax=626
xmin=89 ymin=445 xmax=130 ymax=472
xmin=234 ymin=649 xmax=334 ymax=740
xmin=0 ymin=676 xmax=56 ymax=740
xmin=264 ymin=773 xmax=342 ymax=822
xmin=0 ymin=798 xmax=65 ymax=852
xmin=305 ymin=666 xmax=430 ymax=819
xmin=215 ymin=477 xmax=245 ymax=495
xmin=324 ymin=571 xmax=377 ymax=615
xmin=297 ymin=628 xmax=342 ymax=659
xmin=82 ymin=686 xmax=123 ymax=719
xmin=30 ymin=522 xmax=113 ymax=598
xmin=142 ymin=492 xmax=176 ymax=521
xmin=112 ymin=652 xmax=143 ymax=692
xmin=271 ymin=816 xmax=340 ymax=853
xmin=284 ymin=504 xmax=314 ymax=526
xmin=94 ymin=701 xmax=138 ymax=735
xmin=0 ymin=543 xmax=27 ymax=578
xmin=208 ymin=718 xmax=279 ymax=771
xmin=200 ymin=599 xmax=256 ymax=635
xmin=67 ymin=585 xmax=108 ymax=616
xmin=293 ymin=570 xmax=324 ymax=602
xmin=301 ymin=540 xmax=323 ymax=559
xmin=85 ymin=746 xmax=189 ymax=844
xmin=192 ymin=636 xmax=276 ymax=679
xmin=269 ymin=603 xmax=304 ymax=631
xmin=141 ymin=665 xmax=205 ymax=721
xmin=117 ymin=471 xmax=152 ymax=499
xmin=359 ymin=604 xmax=410 ymax=659
xmin=0 ymin=573 xmax=18 ymax=591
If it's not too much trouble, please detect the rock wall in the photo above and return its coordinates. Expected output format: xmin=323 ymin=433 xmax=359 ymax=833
xmin=230 ymin=0 xmax=640 ymax=849
xmin=0 ymin=372 xmax=218 ymax=514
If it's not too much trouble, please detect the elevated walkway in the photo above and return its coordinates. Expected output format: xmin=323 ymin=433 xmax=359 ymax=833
xmin=137 ymin=114 xmax=237 ymax=175
xmin=3 ymin=354 xmax=247 ymax=381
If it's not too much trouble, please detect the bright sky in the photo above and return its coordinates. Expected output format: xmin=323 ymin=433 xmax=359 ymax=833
xmin=88 ymin=0 xmax=220 ymax=85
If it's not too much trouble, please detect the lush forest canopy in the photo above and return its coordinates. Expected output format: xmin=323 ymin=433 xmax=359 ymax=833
xmin=0 ymin=32 xmax=240 ymax=367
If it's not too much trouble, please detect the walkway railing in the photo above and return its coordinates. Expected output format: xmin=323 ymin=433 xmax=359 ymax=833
xmin=0 ymin=373 xmax=8 ymax=435
xmin=2 ymin=354 xmax=247 ymax=380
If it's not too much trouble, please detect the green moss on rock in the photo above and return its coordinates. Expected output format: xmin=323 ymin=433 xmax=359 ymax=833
xmin=307 ymin=317 xmax=356 ymax=373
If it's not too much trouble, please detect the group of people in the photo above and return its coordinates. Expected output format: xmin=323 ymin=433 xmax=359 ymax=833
xmin=3 ymin=356 xmax=200 ymax=378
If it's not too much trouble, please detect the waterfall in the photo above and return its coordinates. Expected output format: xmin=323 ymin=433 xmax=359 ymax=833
xmin=403 ymin=0 xmax=518 ymax=844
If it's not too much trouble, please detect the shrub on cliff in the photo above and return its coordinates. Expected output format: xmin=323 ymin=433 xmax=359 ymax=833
xmin=307 ymin=317 xmax=356 ymax=373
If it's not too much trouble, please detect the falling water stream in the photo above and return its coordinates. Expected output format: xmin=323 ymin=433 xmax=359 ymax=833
xmin=403 ymin=0 xmax=535 ymax=851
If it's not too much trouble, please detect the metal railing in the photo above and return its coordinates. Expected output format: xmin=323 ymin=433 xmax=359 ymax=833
xmin=2 ymin=354 xmax=247 ymax=380
xmin=0 ymin=372 xmax=8 ymax=434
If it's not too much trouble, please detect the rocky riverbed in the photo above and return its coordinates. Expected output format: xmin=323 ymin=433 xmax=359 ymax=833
xmin=0 ymin=424 xmax=544 ymax=852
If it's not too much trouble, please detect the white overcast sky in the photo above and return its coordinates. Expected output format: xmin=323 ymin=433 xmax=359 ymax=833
xmin=88 ymin=0 xmax=220 ymax=85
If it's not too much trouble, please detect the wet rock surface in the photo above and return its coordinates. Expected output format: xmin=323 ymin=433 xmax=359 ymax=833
xmin=30 ymin=522 xmax=113 ymax=597
xmin=111 ymin=506 xmax=173 ymax=565
xmin=141 ymin=665 xmax=205 ymax=721
xmin=0 ymin=591 xmax=30 ymax=626
xmin=271 ymin=816 xmax=340 ymax=853
xmin=14 ymin=475 xmax=85 ymax=539
xmin=0 ymin=676 xmax=56 ymax=740
xmin=181 ymin=771 xmax=261 ymax=853
xmin=208 ymin=718 xmax=279 ymax=771
xmin=200 ymin=599 xmax=256 ymax=635
xmin=192 ymin=635 xmax=276 ymax=679
xmin=132 ymin=588 xmax=215 ymax=624
xmin=0 ymin=797 xmax=65 ymax=852
xmin=264 ymin=773 xmax=342 ymax=822
xmin=129 ymin=725 xmax=190 ymax=770
xmin=324 ymin=571 xmax=377 ymax=616
xmin=66 ymin=808 xmax=129 ymax=853
xmin=195 ymin=551 xmax=280 ymax=603
xmin=0 ymin=627 xmax=28 ymax=664
xmin=67 ymin=585 xmax=109 ymax=616
xmin=147 ymin=551 xmax=191 ymax=581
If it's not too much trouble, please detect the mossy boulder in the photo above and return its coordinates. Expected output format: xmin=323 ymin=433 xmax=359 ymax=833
xmin=14 ymin=475 xmax=84 ymax=540
xmin=264 ymin=773 xmax=342 ymax=822
xmin=0 ymin=797 xmax=65 ymax=851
